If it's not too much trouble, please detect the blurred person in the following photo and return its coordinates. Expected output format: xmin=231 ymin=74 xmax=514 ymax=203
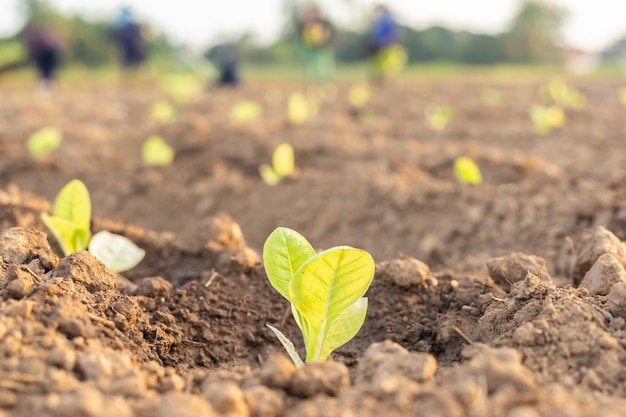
xmin=367 ymin=4 xmax=406 ymax=82
xmin=112 ymin=6 xmax=145 ymax=70
xmin=297 ymin=3 xmax=335 ymax=82
xmin=214 ymin=43 xmax=240 ymax=87
xmin=23 ymin=25 xmax=62 ymax=91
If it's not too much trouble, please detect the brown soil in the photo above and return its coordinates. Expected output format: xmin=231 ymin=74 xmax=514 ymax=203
xmin=0 ymin=78 xmax=626 ymax=416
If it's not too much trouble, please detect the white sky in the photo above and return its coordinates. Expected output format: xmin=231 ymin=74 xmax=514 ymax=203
xmin=0 ymin=0 xmax=624 ymax=52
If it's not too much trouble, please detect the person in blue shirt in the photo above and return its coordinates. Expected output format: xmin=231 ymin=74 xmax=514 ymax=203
xmin=368 ymin=4 xmax=406 ymax=81
xmin=112 ymin=6 xmax=145 ymax=69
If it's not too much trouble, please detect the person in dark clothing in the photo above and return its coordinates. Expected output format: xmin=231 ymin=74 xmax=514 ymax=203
xmin=112 ymin=7 xmax=145 ymax=69
xmin=214 ymin=44 xmax=239 ymax=87
xmin=23 ymin=26 xmax=62 ymax=89
xmin=367 ymin=4 xmax=406 ymax=81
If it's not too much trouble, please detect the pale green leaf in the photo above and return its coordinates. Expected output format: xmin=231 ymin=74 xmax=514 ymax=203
xmin=272 ymin=143 xmax=294 ymax=177
xmin=288 ymin=93 xmax=309 ymax=125
xmin=230 ymin=100 xmax=262 ymax=123
xmin=150 ymin=100 xmax=177 ymax=123
xmin=290 ymin=247 xmax=375 ymax=362
xmin=263 ymin=227 xmax=316 ymax=301
xmin=27 ymin=127 xmax=62 ymax=158
xmin=259 ymin=164 xmax=282 ymax=185
xmin=348 ymin=84 xmax=370 ymax=108
xmin=41 ymin=214 xmax=77 ymax=255
xmin=143 ymin=135 xmax=175 ymax=166
xmin=454 ymin=157 xmax=483 ymax=185
xmin=89 ymin=231 xmax=145 ymax=273
xmin=266 ymin=324 xmax=304 ymax=368
xmin=319 ymin=297 xmax=368 ymax=360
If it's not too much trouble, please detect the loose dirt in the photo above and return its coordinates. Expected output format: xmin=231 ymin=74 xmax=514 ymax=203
xmin=0 ymin=78 xmax=625 ymax=416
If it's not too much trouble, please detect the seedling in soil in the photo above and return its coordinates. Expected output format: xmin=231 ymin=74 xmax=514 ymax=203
xmin=425 ymin=106 xmax=454 ymax=131
xmin=230 ymin=100 xmax=262 ymax=123
xmin=28 ymin=127 xmax=62 ymax=158
xmin=41 ymin=179 xmax=91 ymax=255
xmin=150 ymin=100 xmax=177 ymax=123
xmin=348 ymin=84 xmax=371 ymax=109
xmin=259 ymin=143 xmax=295 ymax=185
xmin=142 ymin=135 xmax=175 ymax=166
xmin=263 ymin=227 xmax=375 ymax=366
xmin=454 ymin=157 xmax=483 ymax=185
xmin=288 ymin=93 xmax=313 ymax=125
xmin=619 ymin=87 xmax=626 ymax=106
xmin=537 ymin=78 xmax=585 ymax=109
xmin=42 ymin=179 xmax=145 ymax=272
xmin=159 ymin=75 xmax=201 ymax=104
xmin=529 ymin=104 xmax=565 ymax=136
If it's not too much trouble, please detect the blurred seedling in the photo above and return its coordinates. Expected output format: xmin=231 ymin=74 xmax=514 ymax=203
xmin=42 ymin=179 xmax=145 ymax=272
xmin=230 ymin=100 xmax=262 ymax=123
xmin=150 ymin=100 xmax=177 ymax=123
xmin=142 ymin=135 xmax=175 ymax=166
xmin=264 ymin=227 xmax=375 ymax=367
xmin=425 ymin=106 xmax=454 ymax=131
xmin=348 ymin=84 xmax=371 ymax=109
xmin=28 ymin=127 xmax=62 ymax=158
xmin=259 ymin=143 xmax=295 ymax=185
xmin=288 ymin=93 xmax=314 ymax=125
xmin=529 ymin=104 xmax=565 ymax=136
xmin=537 ymin=78 xmax=586 ymax=109
xmin=480 ymin=88 xmax=506 ymax=107
xmin=454 ymin=157 xmax=483 ymax=185
xmin=159 ymin=75 xmax=202 ymax=104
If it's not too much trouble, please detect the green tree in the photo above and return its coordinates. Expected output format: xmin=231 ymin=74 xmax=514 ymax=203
xmin=503 ymin=0 xmax=568 ymax=63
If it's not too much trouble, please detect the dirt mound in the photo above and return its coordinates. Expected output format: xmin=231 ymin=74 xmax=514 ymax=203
xmin=1 ymin=186 xmax=626 ymax=416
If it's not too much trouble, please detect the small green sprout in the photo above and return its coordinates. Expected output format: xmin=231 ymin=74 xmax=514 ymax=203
xmin=425 ymin=106 xmax=454 ymax=131
xmin=264 ymin=227 xmax=375 ymax=366
xmin=42 ymin=180 xmax=145 ymax=272
xmin=288 ymin=93 xmax=312 ymax=125
xmin=142 ymin=135 xmax=175 ymax=166
xmin=28 ymin=127 xmax=62 ymax=158
xmin=529 ymin=104 xmax=565 ymax=135
xmin=150 ymin=100 xmax=177 ymax=123
xmin=619 ymin=87 xmax=626 ymax=106
xmin=230 ymin=100 xmax=262 ymax=123
xmin=537 ymin=78 xmax=586 ymax=109
xmin=259 ymin=143 xmax=295 ymax=185
xmin=454 ymin=157 xmax=483 ymax=185
xmin=159 ymin=75 xmax=201 ymax=104
xmin=348 ymin=84 xmax=371 ymax=109
xmin=41 ymin=179 xmax=91 ymax=255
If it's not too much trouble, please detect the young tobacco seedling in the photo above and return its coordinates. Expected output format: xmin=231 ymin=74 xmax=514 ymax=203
xmin=259 ymin=143 xmax=295 ymax=185
xmin=425 ymin=106 xmax=454 ymax=131
xmin=41 ymin=179 xmax=91 ymax=255
xmin=142 ymin=135 xmax=175 ymax=166
xmin=150 ymin=100 xmax=177 ymax=123
xmin=454 ymin=157 xmax=483 ymax=185
xmin=529 ymin=105 xmax=565 ymax=136
xmin=42 ymin=179 xmax=145 ymax=272
xmin=348 ymin=84 xmax=371 ymax=109
xmin=288 ymin=93 xmax=312 ymax=125
xmin=231 ymin=100 xmax=262 ymax=123
xmin=263 ymin=227 xmax=375 ymax=367
xmin=28 ymin=127 xmax=62 ymax=158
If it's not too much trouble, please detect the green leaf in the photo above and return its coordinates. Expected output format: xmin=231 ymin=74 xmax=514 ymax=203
xmin=288 ymin=93 xmax=310 ymax=125
xmin=143 ymin=135 xmax=175 ymax=166
xmin=27 ymin=127 xmax=62 ymax=158
xmin=259 ymin=164 xmax=282 ymax=185
xmin=150 ymin=100 xmax=177 ymax=123
xmin=53 ymin=179 xmax=91 ymax=233
xmin=41 ymin=179 xmax=92 ymax=255
xmin=266 ymin=324 xmax=304 ymax=368
xmin=290 ymin=247 xmax=375 ymax=362
xmin=348 ymin=84 xmax=370 ymax=108
xmin=454 ymin=157 xmax=483 ymax=185
xmin=41 ymin=215 xmax=77 ymax=255
xmin=319 ymin=297 xmax=368 ymax=360
xmin=230 ymin=100 xmax=262 ymax=123
xmin=89 ymin=231 xmax=145 ymax=273
xmin=272 ymin=143 xmax=294 ymax=178
xmin=263 ymin=227 xmax=316 ymax=301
